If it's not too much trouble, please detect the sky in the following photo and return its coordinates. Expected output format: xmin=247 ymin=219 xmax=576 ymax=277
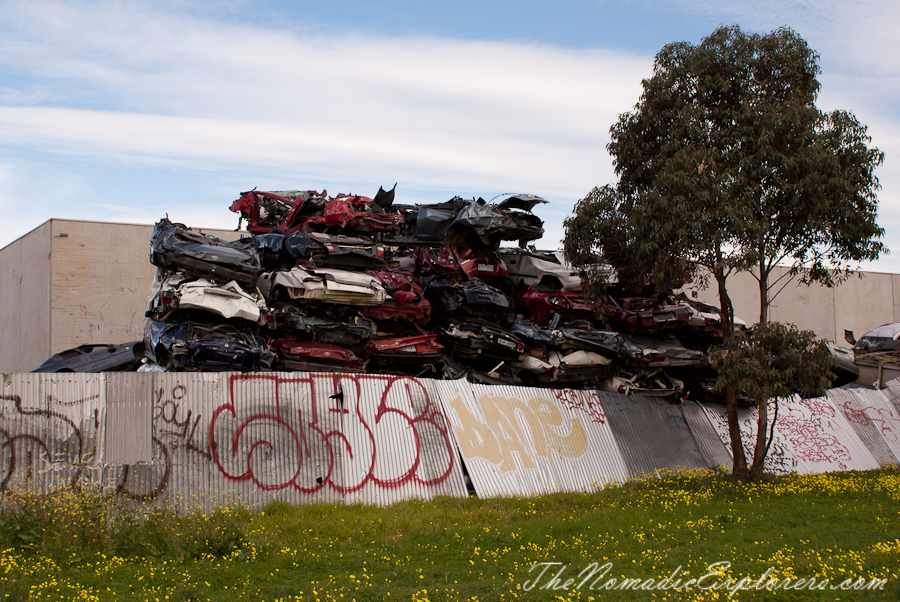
xmin=1 ymin=0 xmax=898 ymax=271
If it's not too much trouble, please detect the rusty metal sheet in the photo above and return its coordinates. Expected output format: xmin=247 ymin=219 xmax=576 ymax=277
xmin=701 ymin=396 xmax=880 ymax=475
xmin=600 ymin=393 xmax=709 ymax=477
xmin=828 ymin=388 xmax=900 ymax=466
xmin=438 ymin=380 xmax=629 ymax=498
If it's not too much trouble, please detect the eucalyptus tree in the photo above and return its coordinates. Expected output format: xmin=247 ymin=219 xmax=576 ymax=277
xmin=564 ymin=25 xmax=884 ymax=475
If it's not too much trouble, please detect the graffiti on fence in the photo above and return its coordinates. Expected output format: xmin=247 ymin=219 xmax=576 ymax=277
xmin=777 ymin=398 xmax=851 ymax=470
xmin=554 ymin=390 xmax=606 ymax=425
xmin=839 ymin=400 xmax=900 ymax=444
xmin=209 ymin=373 xmax=457 ymax=494
xmin=0 ymin=393 xmax=97 ymax=491
xmin=447 ymin=394 xmax=588 ymax=472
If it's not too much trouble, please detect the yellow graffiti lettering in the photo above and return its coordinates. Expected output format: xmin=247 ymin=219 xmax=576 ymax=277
xmin=449 ymin=396 xmax=501 ymax=465
xmin=450 ymin=394 xmax=588 ymax=473
xmin=480 ymin=396 xmax=536 ymax=471
xmin=528 ymin=397 xmax=588 ymax=459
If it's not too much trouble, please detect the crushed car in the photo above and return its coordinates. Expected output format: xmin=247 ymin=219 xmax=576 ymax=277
xmin=230 ymin=186 xmax=401 ymax=236
xmin=32 ymin=342 xmax=144 ymax=373
xmin=388 ymin=194 xmax=546 ymax=246
xmin=608 ymin=294 xmax=692 ymax=332
xmin=148 ymin=275 xmax=266 ymax=323
xmin=425 ymin=277 xmax=515 ymax=324
xmin=514 ymin=286 xmax=595 ymax=327
xmin=366 ymin=334 xmax=443 ymax=374
xmin=150 ymin=218 xmax=262 ymax=288
xmin=144 ymin=319 xmax=275 ymax=372
xmin=132 ymin=183 xmax=766 ymax=396
xmin=500 ymin=248 xmax=583 ymax=292
xmin=258 ymin=266 xmax=387 ymax=306
xmin=268 ymin=338 xmax=367 ymax=373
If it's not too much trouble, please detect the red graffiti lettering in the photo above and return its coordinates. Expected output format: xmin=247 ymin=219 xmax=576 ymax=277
xmin=209 ymin=373 xmax=456 ymax=494
xmin=554 ymin=390 xmax=606 ymax=424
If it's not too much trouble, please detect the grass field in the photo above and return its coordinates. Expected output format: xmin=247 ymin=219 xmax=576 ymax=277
xmin=1 ymin=467 xmax=898 ymax=601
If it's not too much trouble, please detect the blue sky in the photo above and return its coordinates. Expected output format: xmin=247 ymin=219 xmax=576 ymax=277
xmin=1 ymin=0 xmax=898 ymax=271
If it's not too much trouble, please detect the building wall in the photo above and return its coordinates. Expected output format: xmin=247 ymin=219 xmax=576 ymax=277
xmin=0 ymin=222 xmax=51 ymax=373
xmin=690 ymin=266 xmax=900 ymax=343
xmin=49 ymin=220 xmax=157 ymax=357
xmin=0 ymin=219 xmax=239 ymax=373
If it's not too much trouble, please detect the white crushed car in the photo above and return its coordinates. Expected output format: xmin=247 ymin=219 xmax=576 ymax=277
xmin=259 ymin=266 xmax=387 ymax=306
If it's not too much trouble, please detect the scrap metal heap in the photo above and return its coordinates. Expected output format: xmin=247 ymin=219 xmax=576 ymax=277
xmin=141 ymin=185 xmax=740 ymax=399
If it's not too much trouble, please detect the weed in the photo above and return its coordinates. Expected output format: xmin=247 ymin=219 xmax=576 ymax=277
xmin=0 ymin=468 xmax=897 ymax=600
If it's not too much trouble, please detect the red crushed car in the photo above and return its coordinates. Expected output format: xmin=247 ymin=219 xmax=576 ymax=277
xmin=366 ymin=334 xmax=443 ymax=373
xmin=230 ymin=187 xmax=401 ymax=236
xmin=608 ymin=294 xmax=692 ymax=332
xmin=268 ymin=338 xmax=367 ymax=372
xmin=514 ymin=286 xmax=595 ymax=326
xmin=364 ymin=271 xmax=431 ymax=323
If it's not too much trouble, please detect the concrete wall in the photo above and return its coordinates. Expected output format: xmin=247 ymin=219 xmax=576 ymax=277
xmin=0 ymin=222 xmax=51 ymax=373
xmin=0 ymin=219 xmax=241 ymax=373
xmin=49 ymin=220 xmax=157 ymax=356
xmin=689 ymin=266 xmax=900 ymax=343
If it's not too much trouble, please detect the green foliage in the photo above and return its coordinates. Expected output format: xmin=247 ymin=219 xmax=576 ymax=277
xmin=565 ymin=24 xmax=885 ymax=474
xmin=564 ymin=24 xmax=885 ymax=324
xmin=563 ymin=185 xmax=692 ymax=315
xmin=711 ymin=321 xmax=836 ymax=402
xmin=712 ymin=321 xmax=838 ymax=478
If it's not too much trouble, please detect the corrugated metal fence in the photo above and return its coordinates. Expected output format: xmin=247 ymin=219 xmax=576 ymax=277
xmin=2 ymin=372 xmax=898 ymax=508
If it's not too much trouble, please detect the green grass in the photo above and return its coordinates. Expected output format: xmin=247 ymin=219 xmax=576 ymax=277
xmin=1 ymin=468 xmax=899 ymax=601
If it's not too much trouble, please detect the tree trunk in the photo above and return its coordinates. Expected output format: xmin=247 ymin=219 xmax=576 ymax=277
xmin=714 ymin=264 xmax=748 ymax=475
xmin=750 ymin=397 xmax=768 ymax=478
xmin=727 ymin=388 xmax=748 ymax=475
xmin=758 ymin=257 xmax=769 ymax=325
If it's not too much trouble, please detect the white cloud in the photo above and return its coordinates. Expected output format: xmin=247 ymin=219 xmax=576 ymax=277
xmin=1 ymin=0 xmax=898 ymax=268
xmin=0 ymin=2 xmax=650 ymax=212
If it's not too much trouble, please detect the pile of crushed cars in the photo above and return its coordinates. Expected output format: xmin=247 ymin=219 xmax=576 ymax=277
xmin=134 ymin=184 xmax=751 ymax=400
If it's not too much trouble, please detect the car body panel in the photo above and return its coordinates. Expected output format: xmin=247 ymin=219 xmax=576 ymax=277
xmin=268 ymin=338 xmax=367 ymax=372
xmin=609 ymin=295 xmax=693 ymax=332
xmin=259 ymin=267 xmax=387 ymax=306
xmin=150 ymin=218 xmax=262 ymax=277
xmin=32 ymin=341 xmax=144 ymax=373
xmin=620 ymin=333 xmax=705 ymax=367
xmin=366 ymin=334 xmax=443 ymax=372
xmin=514 ymin=286 xmax=595 ymax=326
xmin=144 ymin=319 xmax=274 ymax=372
xmin=440 ymin=319 xmax=525 ymax=360
xmin=853 ymin=322 xmax=900 ymax=351
xmin=272 ymin=303 xmax=377 ymax=351
xmin=602 ymin=368 xmax=685 ymax=397
xmin=231 ymin=188 xmax=402 ymax=236
xmin=168 ymin=278 xmax=265 ymax=322
xmin=364 ymin=271 xmax=431 ymax=323
xmin=500 ymin=248 xmax=583 ymax=292
xmin=425 ymin=277 xmax=514 ymax=324
xmin=285 ymin=232 xmax=388 ymax=270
